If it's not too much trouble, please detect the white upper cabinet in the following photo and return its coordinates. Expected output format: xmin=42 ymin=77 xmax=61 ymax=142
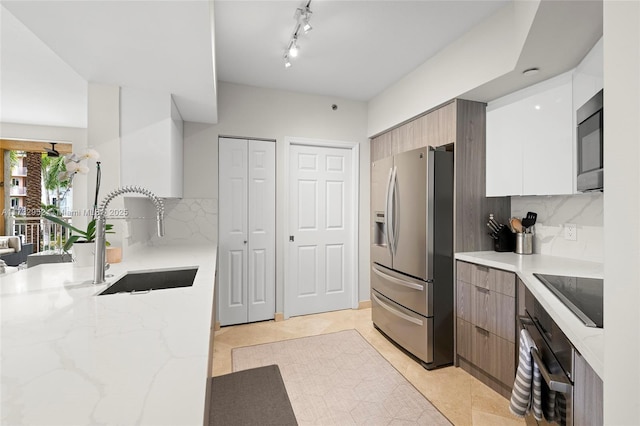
xmin=573 ymin=37 xmax=603 ymax=111
xmin=486 ymin=72 xmax=574 ymax=197
xmin=120 ymin=87 xmax=184 ymax=198
xmin=486 ymin=38 xmax=603 ymax=198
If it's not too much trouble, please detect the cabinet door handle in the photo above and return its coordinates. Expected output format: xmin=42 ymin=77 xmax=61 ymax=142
xmin=475 ymin=286 xmax=490 ymax=293
xmin=475 ymin=325 xmax=490 ymax=334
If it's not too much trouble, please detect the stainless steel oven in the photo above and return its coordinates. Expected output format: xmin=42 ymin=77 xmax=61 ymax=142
xmin=519 ymin=285 xmax=575 ymax=425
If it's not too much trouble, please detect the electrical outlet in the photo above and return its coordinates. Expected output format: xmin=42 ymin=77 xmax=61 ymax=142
xmin=564 ymin=223 xmax=577 ymax=241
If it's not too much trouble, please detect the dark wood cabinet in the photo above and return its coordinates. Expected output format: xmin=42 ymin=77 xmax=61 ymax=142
xmin=456 ymin=260 xmax=516 ymax=398
xmin=371 ymin=131 xmax=392 ymax=162
xmin=573 ymin=348 xmax=604 ymax=425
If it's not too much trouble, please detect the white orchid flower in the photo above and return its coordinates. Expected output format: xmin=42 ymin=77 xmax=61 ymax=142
xmin=64 ymin=153 xmax=79 ymax=164
xmin=76 ymin=165 xmax=90 ymax=174
xmin=58 ymin=171 xmax=70 ymax=181
xmin=66 ymin=161 xmax=81 ymax=172
xmin=82 ymin=149 xmax=100 ymax=160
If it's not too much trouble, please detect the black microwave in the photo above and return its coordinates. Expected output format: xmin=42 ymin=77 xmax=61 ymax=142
xmin=576 ymin=89 xmax=603 ymax=192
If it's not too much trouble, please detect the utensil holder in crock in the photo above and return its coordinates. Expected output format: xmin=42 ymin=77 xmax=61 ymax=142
xmin=515 ymin=233 xmax=533 ymax=254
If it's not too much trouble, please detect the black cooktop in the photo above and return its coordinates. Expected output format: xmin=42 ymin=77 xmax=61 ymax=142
xmin=533 ymin=273 xmax=603 ymax=328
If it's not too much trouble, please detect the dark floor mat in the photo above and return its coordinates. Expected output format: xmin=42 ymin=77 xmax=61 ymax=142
xmin=210 ymin=364 xmax=297 ymax=426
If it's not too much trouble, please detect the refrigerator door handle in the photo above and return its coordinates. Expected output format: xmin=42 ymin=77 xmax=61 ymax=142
xmin=384 ymin=167 xmax=394 ymax=257
xmin=372 ymin=265 xmax=424 ymax=291
xmin=372 ymin=292 xmax=423 ymax=326
xmin=392 ymin=166 xmax=399 ymax=255
xmin=388 ymin=166 xmax=398 ymax=255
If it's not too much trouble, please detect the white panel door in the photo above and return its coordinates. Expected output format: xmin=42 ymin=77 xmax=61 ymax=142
xmin=247 ymin=140 xmax=276 ymax=322
xmin=219 ymin=138 xmax=275 ymax=326
xmin=287 ymin=144 xmax=353 ymax=316
xmin=218 ymin=138 xmax=248 ymax=326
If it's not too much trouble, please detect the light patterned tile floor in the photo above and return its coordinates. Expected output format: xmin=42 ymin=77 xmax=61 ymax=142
xmin=212 ymin=308 xmax=527 ymax=426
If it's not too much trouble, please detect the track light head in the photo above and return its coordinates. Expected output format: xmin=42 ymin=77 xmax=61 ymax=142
xmin=288 ymin=37 xmax=299 ymax=58
xmin=284 ymin=54 xmax=292 ymax=68
xmin=303 ymin=19 xmax=312 ymax=33
xmin=301 ymin=6 xmax=312 ymax=33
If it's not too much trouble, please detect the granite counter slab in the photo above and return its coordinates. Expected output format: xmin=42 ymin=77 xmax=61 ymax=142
xmin=454 ymin=251 xmax=603 ymax=379
xmin=1 ymin=245 xmax=217 ymax=425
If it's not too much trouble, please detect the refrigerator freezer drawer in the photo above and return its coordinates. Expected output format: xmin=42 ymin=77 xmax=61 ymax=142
xmin=372 ymin=290 xmax=433 ymax=364
xmin=371 ymin=263 xmax=432 ymax=317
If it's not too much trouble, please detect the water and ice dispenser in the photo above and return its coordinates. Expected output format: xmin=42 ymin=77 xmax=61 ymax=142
xmin=373 ymin=211 xmax=387 ymax=246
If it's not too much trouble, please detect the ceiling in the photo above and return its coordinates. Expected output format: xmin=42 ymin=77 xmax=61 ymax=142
xmin=214 ymin=0 xmax=509 ymax=101
xmin=2 ymin=0 xmax=216 ymax=126
xmin=0 ymin=0 xmax=602 ymax=129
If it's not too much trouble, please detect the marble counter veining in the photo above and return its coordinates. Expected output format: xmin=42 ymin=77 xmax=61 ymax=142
xmin=454 ymin=251 xmax=603 ymax=379
xmin=1 ymin=244 xmax=217 ymax=425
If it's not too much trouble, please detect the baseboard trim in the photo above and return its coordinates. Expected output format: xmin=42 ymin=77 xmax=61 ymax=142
xmin=358 ymin=300 xmax=372 ymax=310
xmin=214 ymin=321 xmax=221 ymax=331
xmin=274 ymin=312 xmax=285 ymax=322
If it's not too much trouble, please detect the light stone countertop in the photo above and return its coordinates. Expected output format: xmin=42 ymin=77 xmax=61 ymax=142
xmin=454 ymin=251 xmax=603 ymax=379
xmin=1 ymin=244 xmax=217 ymax=425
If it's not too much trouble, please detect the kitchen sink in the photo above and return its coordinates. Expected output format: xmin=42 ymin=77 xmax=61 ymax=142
xmin=98 ymin=267 xmax=198 ymax=295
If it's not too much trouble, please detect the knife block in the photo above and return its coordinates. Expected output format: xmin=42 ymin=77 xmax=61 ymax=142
xmin=494 ymin=227 xmax=515 ymax=252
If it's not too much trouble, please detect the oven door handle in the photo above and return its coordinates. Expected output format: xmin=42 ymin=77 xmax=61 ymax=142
xmin=517 ymin=316 xmax=573 ymax=394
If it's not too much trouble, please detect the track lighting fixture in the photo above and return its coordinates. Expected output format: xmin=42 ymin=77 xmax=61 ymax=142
xmin=288 ymin=36 xmax=299 ymax=58
xmin=300 ymin=6 xmax=313 ymax=33
xmin=283 ymin=1 xmax=313 ymax=68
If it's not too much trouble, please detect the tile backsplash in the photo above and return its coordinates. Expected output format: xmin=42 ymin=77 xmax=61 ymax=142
xmin=511 ymin=193 xmax=603 ymax=263
xmin=149 ymin=198 xmax=217 ymax=246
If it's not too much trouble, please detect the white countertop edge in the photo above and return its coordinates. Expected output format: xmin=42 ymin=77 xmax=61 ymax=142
xmin=454 ymin=251 xmax=604 ymax=379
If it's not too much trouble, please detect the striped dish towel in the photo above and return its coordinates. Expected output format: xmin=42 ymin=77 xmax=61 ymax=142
xmin=509 ymin=328 xmax=543 ymax=420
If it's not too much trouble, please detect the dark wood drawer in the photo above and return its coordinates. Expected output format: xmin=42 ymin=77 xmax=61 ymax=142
xmin=472 ymin=324 xmax=515 ymax=386
xmin=457 ymin=318 xmax=515 ymax=386
xmin=456 ymin=280 xmax=515 ymax=343
xmin=456 ymin=261 xmax=516 ymax=297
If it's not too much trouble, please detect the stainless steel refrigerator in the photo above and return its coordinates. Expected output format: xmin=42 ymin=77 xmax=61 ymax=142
xmin=371 ymin=147 xmax=454 ymax=369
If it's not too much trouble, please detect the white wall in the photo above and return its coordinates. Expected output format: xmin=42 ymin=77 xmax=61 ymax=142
xmin=171 ymin=81 xmax=370 ymax=313
xmin=603 ymin=1 xmax=640 ymax=424
xmin=87 ymin=83 xmax=124 ymax=248
xmin=0 ymin=122 xmax=86 ymax=144
xmin=367 ymin=0 xmax=539 ymax=136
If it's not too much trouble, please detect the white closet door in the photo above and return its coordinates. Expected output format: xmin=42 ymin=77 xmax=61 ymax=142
xmin=219 ymin=138 xmax=248 ymax=326
xmin=219 ymin=138 xmax=275 ymax=326
xmin=287 ymin=144 xmax=353 ymax=317
xmin=247 ymin=140 xmax=276 ymax=322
